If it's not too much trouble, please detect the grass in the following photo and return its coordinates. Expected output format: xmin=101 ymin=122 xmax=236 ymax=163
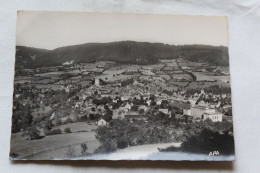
xmin=52 ymin=122 xmax=98 ymax=133
xmin=10 ymin=123 xmax=100 ymax=159
xmin=172 ymin=73 xmax=192 ymax=81
xmin=192 ymin=72 xmax=215 ymax=81
xmin=186 ymin=81 xmax=230 ymax=90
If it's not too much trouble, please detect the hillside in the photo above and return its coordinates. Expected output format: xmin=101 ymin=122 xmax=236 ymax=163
xmin=15 ymin=46 xmax=50 ymax=68
xmin=15 ymin=41 xmax=229 ymax=68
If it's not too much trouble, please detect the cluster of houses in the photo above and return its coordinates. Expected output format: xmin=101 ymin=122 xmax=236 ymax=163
xmin=183 ymin=90 xmax=224 ymax=122
xmin=15 ymin=60 xmax=232 ymax=129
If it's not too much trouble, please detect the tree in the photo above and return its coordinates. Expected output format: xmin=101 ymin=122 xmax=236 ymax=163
xmin=12 ymin=110 xmax=33 ymax=133
xmin=55 ymin=118 xmax=62 ymax=126
xmin=64 ymin=127 xmax=72 ymax=133
xmin=104 ymin=107 xmax=113 ymax=122
xmin=131 ymin=105 xmax=139 ymax=112
xmin=65 ymin=146 xmax=76 ymax=158
xmin=160 ymin=100 xmax=169 ymax=109
xmin=81 ymin=143 xmax=88 ymax=156
xmin=24 ymin=126 xmax=41 ymax=140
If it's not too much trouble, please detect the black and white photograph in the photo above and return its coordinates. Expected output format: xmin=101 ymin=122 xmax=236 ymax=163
xmin=10 ymin=11 xmax=235 ymax=161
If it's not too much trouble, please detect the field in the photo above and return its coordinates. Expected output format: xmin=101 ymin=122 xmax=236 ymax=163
xmin=97 ymin=74 xmax=133 ymax=82
xmin=52 ymin=122 xmax=97 ymax=133
xmin=33 ymin=84 xmax=63 ymax=90
xmin=178 ymin=61 xmax=205 ymax=67
xmin=169 ymin=81 xmax=190 ymax=87
xmin=34 ymin=71 xmax=65 ymax=77
xmin=171 ymin=73 xmax=193 ymax=81
xmin=186 ymin=81 xmax=230 ymax=89
xmin=207 ymin=74 xmax=230 ymax=83
xmin=10 ymin=122 xmax=100 ymax=160
xmin=193 ymin=72 xmax=215 ymax=81
xmin=142 ymin=64 xmax=165 ymax=70
xmin=14 ymin=76 xmax=40 ymax=84
xmin=159 ymin=74 xmax=171 ymax=80
xmin=192 ymin=72 xmax=230 ymax=83
xmin=163 ymin=66 xmax=175 ymax=71
xmin=35 ymin=78 xmax=58 ymax=84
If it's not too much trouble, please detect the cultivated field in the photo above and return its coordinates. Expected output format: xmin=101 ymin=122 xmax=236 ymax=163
xmin=178 ymin=61 xmax=205 ymax=67
xmin=172 ymin=73 xmax=193 ymax=81
xmin=193 ymin=72 xmax=215 ymax=81
xmin=186 ymin=81 xmax=230 ymax=89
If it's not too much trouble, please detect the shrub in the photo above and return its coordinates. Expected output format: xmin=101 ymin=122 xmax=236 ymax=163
xmin=117 ymin=136 xmax=128 ymax=149
xmin=46 ymin=128 xmax=62 ymax=136
xmin=65 ymin=146 xmax=76 ymax=158
xmin=63 ymin=117 xmax=73 ymax=124
xmin=81 ymin=143 xmax=88 ymax=156
xmin=23 ymin=126 xmax=41 ymax=140
xmin=55 ymin=118 xmax=62 ymax=126
xmin=64 ymin=127 xmax=72 ymax=133
xmin=79 ymin=114 xmax=88 ymax=122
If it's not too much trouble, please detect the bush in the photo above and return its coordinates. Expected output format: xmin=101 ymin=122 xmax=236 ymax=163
xmin=79 ymin=114 xmax=88 ymax=122
xmin=81 ymin=143 xmax=88 ymax=156
xmin=63 ymin=117 xmax=73 ymax=124
xmin=117 ymin=136 xmax=128 ymax=149
xmin=23 ymin=126 xmax=41 ymax=140
xmin=65 ymin=146 xmax=76 ymax=158
xmin=46 ymin=128 xmax=62 ymax=136
xmin=55 ymin=118 xmax=62 ymax=126
xmin=64 ymin=127 xmax=72 ymax=133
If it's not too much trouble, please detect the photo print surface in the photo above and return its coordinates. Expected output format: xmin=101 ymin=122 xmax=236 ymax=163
xmin=10 ymin=11 xmax=235 ymax=160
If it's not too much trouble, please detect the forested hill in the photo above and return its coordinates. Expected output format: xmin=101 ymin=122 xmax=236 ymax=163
xmin=15 ymin=41 xmax=229 ymax=68
xmin=15 ymin=46 xmax=50 ymax=68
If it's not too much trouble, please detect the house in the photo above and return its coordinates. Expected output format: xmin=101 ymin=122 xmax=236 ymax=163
xmin=112 ymin=110 xmax=125 ymax=119
xmin=190 ymin=105 xmax=215 ymax=118
xmin=125 ymin=112 xmax=148 ymax=121
xmin=121 ymin=95 xmax=132 ymax=101
xmin=15 ymin=94 xmax=21 ymax=98
xmin=221 ymin=94 xmax=227 ymax=99
xmin=146 ymin=100 xmax=152 ymax=106
xmin=138 ymin=105 xmax=148 ymax=112
xmin=156 ymin=99 xmax=163 ymax=105
xmin=97 ymin=118 xmax=108 ymax=126
xmin=181 ymin=66 xmax=191 ymax=70
xmin=94 ymin=78 xmax=100 ymax=86
xmin=118 ymin=103 xmax=131 ymax=112
xmin=202 ymin=112 xmax=223 ymax=122
xmin=159 ymin=108 xmax=170 ymax=114
xmin=183 ymin=109 xmax=191 ymax=116
xmin=188 ymin=105 xmax=222 ymax=121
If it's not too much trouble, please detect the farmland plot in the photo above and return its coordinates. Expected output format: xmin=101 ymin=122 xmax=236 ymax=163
xmin=172 ymin=73 xmax=193 ymax=81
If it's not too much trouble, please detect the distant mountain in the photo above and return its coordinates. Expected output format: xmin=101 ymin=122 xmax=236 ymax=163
xmin=15 ymin=41 xmax=229 ymax=68
xmin=177 ymin=45 xmax=229 ymax=66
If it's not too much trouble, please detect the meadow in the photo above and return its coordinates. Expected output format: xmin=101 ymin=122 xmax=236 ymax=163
xmin=10 ymin=122 xmax=100 ymax=160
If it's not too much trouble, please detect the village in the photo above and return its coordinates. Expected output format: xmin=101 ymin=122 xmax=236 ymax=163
xmin=10 ymin=58 xmax=233 ymax=159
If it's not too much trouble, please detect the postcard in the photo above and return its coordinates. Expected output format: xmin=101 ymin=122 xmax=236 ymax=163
xmin=10 ymin=11 xmax=235 ymax=160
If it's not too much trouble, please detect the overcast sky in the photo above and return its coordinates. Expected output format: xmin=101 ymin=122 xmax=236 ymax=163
xmin=16 ymin=11 xmax=228 ymax=50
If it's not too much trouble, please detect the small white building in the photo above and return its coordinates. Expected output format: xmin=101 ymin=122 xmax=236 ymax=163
xmin=97 ymin=118 xmax=108 ymax=126
xmin=159 ymin=109 xmax=170 ymax=114
xmin=187 ymin=105 xmax=223 ymax=122
xmin=181 ymin=66 xmax=191 ymax=70
xmin=203 ymin=112 xmax=223 ymax=122
xmin=95 ymin=78 xmax=100 ymax=86
xmin=183 ymin=109 xmax=191 ymax=116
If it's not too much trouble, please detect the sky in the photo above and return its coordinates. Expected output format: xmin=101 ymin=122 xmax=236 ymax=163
xmin=16 ymin=11 xmax=229 ymax=50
